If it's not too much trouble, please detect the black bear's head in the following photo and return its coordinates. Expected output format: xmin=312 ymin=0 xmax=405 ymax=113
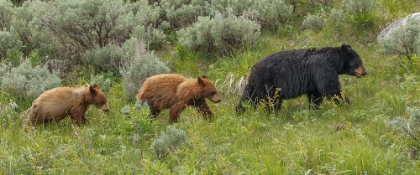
xmin=340 ymin=44 xmax=367 ymax=78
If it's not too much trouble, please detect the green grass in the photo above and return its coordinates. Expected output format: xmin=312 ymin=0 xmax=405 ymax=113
xmin=3 ymin=13 xmax=420 ymax=175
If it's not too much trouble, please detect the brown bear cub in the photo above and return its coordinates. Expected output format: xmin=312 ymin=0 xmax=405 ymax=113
xmin=24 ymin=85 xmax=109 ymax=129
xmin=136 ymin=74 xmax=221 ymax=123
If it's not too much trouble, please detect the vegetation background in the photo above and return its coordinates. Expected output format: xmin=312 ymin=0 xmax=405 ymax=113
xmin=1 ymin=0 xmax=420 ymax=174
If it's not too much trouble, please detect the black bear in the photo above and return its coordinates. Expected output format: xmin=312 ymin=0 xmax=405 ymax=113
xmin=236 ymin=44 xmax=367 ymax=113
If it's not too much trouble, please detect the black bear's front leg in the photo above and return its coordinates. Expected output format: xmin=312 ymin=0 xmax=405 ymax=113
xmin=314 ymin=71 xmax=349 ymax=106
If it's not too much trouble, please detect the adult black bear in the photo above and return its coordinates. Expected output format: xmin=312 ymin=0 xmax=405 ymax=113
xmin=236 ymin=44 xmax=367 ymax=113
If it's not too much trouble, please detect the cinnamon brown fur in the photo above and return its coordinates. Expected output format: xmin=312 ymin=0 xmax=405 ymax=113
xmin=136 ymin=74 xmax=221 ymax=123
xmin=24 ymin=85 xmax=109 ymax=129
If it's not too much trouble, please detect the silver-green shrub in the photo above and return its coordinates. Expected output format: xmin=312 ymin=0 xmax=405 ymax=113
xmin=131 ymin=0 xmax=168 ymax=49
xmin=40 ymin=0 xmax=133 ymax=57
xmin=378 ymin=15 xmax=420 ymax=59
xmin=160 ymin=0 xmax=210 ymax=29
xmin=177 ymin=16 xmax=212 ymax=52
xmin=1 ymin=60 xmax=61 ymax=99
xmin=302 ymin=10 xmax=327 ymax=31
xmin=388 ymin=107 xmax=420 ymax=141
xmin=210 ymin=11 xmax=261 ymax=53
xmin=253 ymin=0 xmax=293 ymax=30
xmin=210 ymin=0 xmax=292 ymax=30
xmin=0 ymin=29 xmax=22 ymax=60
xmin=0 ymin=63 xmax=7 ymax=83
xmin=119 ymin=38 xmax=170 ymax=101
xmin=89 ymin=73 xmax=114 ymax=93
xmin=84 ymin=44 xmax=123 ymax=72
xmin=177 ymin=11 xmax=261 ymax=54
xmin=10 ymin=0 xmax=60 ymax=64
xmin=344 ymin=0 xmax=375 ymax=15
xmin=210 ymin=0 xmax=254 ymax=16
xmin=0 ymin=0 xmax=14 ymax=30
xmin=330 ymin=9 xmax=346 ymax=30
xmin=151 ymin=125 xmax=186 ymax=159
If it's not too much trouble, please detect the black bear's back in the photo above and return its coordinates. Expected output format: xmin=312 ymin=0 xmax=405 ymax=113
xmin=249 ymin=48 xmax=315 ymax=99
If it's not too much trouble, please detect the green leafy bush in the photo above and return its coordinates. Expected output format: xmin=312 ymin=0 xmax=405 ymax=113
xmin=151 ymin=125 xmax=186 ymax=159
xmin=1 ymin=60 xmax=61 ymax=99
xmin=344 ymin=0 xmax=377 ymax=30
xmin=177 ymin=11 xmax=260 ymax=55
xmin=379 ymin=0 xmax=415 ymax=15
xmin=119 ymin=38 xmax=170 ymax=101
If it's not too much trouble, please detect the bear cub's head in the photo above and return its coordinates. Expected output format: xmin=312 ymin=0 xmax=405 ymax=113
xmin=89 ymin=85 xmax=109 ymax=112
xmin=340 ymin=44 xmax=367 ymax=78
xmin=198 ymin=76 xmax=222 ymax=103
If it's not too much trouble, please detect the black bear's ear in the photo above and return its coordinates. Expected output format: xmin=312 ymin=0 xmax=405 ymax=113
xmin=89 ymin=85 xmax=97 ymax=95
xmin=340 ymin=44 xmax=350 ymax=55
xmin=202 ymin=75 xmax=208 ymax=79
xmin=197 ymin=77 xmax=205 ymax=85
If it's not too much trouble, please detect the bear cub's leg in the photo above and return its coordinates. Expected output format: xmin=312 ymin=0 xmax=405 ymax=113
xmin=194 ymin=99 xmax=214 ymax=120
xmin=148 ymin=104 xmax=161 ymax=118
xmin=70 ymin=113 xmax=85 ymax=126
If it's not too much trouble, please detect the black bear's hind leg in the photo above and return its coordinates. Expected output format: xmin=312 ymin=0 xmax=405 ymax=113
xmin=307 ymin=92 xmax=323 ymax=109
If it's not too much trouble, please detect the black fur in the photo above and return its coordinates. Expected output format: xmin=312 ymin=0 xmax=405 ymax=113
xmin=236 ymin=44 xmax=367 ymax=113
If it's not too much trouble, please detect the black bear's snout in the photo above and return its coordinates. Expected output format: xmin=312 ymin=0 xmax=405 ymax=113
xmin=354 ymin=65 xmax=367 ymax=78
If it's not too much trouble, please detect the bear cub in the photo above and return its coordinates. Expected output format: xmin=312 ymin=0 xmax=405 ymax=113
xmin=136 ymin=74 xmax=221 ymax=123
xmin=24 ymin=85 xmax=109 ymax=129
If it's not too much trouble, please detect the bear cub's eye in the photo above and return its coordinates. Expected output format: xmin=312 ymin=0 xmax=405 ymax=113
xmin=101 ymin=101 xmax=106 ymax=105
xmin=211 ymin=92 xmax=217 ymax=95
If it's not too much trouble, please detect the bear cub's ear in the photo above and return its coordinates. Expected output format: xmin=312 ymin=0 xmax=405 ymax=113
xmin=89 ymin=84 xmax=98 ymax=95
xmin=197 ymin=77 xmax=205 ymax=86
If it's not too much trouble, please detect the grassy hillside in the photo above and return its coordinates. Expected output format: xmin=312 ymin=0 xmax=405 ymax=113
xmin=2 ymin=1 xmax=420 ymax=175
xmin=2 ymin=35 xmax=420 ymax=174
